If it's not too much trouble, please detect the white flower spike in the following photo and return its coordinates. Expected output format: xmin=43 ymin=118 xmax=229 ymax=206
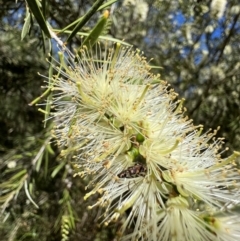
xmin=46 ymin=41 xmax=240 ymax=241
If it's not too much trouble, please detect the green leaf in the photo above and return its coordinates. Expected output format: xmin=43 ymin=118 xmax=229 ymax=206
xmin=66 ymin=0 xmax=105 ymax=43
xmin=54 ymin=29 xmax=132 ymax=46
xmin=58 ymin=0 xmax=117 ymax=35
xmin=21 ymin=8 xmax=31 ymax=40
xmin=80 ymin=10 xmax=110 ymax=51
xmin=98 ymin=0 xmax=118 ymax=11
xmin=9 ymin=169 xmax=27 ymax=182
xmin=26 ymin=0 xmax=51 ymax=38
xmin=35 ymin=151 xmax=44 ymax=172
xmin=51 ymin=161 xmax=66 ymax=178
xmin=46 ymin=143 xmax=55 ymax=155
xmin=44 ymin=48 xmax=53 ymax=127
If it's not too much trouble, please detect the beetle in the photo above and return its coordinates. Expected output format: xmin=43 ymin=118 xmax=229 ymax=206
xmin=117 ymin=163 xmax=147 ymax=178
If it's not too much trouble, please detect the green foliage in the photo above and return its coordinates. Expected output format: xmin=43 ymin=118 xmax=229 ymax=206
xmin=25 ymin=0 xmax=51 ymax=38
xmin=80 ymin=10 xmax=111 ymax=51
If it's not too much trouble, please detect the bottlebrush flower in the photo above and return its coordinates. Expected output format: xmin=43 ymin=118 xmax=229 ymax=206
xmin=205 ymin=213 xmax=240 ymax=240
xmin=47 ymin=41 xmax=240 ymax=241
xmin=211 ymin=0 xmax=227 ymax=19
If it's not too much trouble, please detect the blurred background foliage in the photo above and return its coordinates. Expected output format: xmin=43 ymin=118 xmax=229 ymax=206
xmin=0 ymin=0 xmax=239 ymax=240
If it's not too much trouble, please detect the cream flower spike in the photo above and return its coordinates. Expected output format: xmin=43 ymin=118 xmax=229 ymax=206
xmin=46 ymin=41 xmax=240 ymax=241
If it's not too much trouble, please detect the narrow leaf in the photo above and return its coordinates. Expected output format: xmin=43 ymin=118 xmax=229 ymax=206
xmin=66 ymin=0 xmax=105 ymax=43
xmin=21 ymin=8 xmax=31 ymax=40
xmin=44 ymin=48 xmax=53 ymax=127
xmin=80 ymin=10 xmax=110 ymax=51
xmin=58 ymin=0 xmax=117 ymax=34
xmin=98 ymin=0 xmax=118 ymax=11
xmin=51 ymin=162 xmax=66 ymax=178
xmin=54 ymin=29 xmax=132 ymax=46
xmin=26 ymin=0 xmax=51 ymax=38
xmin=24 ymin=181 xmax=39 ymax=209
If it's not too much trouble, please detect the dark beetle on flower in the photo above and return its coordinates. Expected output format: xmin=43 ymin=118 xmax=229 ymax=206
xmin=117 ymin=163 xmax=147 ymax=178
